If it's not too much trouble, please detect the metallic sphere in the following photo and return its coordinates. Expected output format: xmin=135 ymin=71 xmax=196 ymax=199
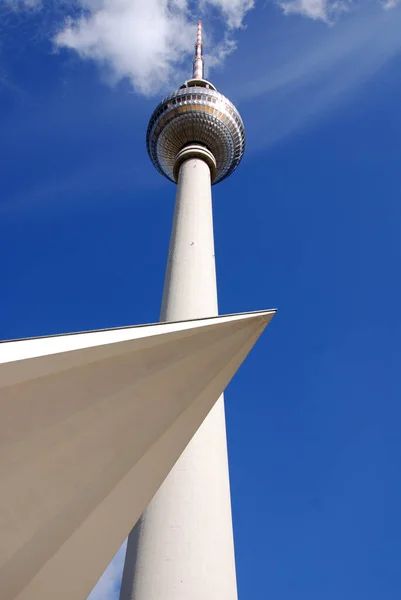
xmin=146 ymin=79 xmax=245 ymax=185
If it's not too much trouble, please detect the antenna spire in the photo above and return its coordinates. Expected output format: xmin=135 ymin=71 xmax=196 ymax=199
xmin=193 ymin=21 xmax=203 ymax=80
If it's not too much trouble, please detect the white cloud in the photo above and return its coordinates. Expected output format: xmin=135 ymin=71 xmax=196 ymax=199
xmin=382 ymin=0 xmax=399 ymax=8
xmin=55 ymin=0 xmax=194 ymax=95
xmin=53 ymin=0 xmax=253 ymax=95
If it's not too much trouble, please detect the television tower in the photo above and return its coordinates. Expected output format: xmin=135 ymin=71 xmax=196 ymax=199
xmin=120 ymin=22 xmax=246 ymax=600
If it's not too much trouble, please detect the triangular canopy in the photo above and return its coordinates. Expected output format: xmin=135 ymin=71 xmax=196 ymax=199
xmin=0 ymin=310 xmax=275 ymax=600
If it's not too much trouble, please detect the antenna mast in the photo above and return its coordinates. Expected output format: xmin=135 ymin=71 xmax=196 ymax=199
xmin=193 ymin=21 xmax=204 ymax=79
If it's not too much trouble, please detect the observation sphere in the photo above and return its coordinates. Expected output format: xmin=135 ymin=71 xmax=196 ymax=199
xmin=146 ymin=79 xmax=245 ymax=185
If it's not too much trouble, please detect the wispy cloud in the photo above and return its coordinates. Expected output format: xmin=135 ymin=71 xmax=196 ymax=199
xmin=277 ymin=0 xmax=399 ymax=22
xmin=3 ymin=0 xmax=42 ymax=9
xmin=381 ymin=0 xmax=399 ymax=8
xmin=241 ymin=3 xmax=401 ymax=148
xmin=278 ymin=0 xmax=352 ymax=22
xmin=202 ymin=0 xmax=254 ymax=27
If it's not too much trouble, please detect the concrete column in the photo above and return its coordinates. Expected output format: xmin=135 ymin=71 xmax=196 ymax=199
xmin=120 ymin=147 xmax=238 ymax=600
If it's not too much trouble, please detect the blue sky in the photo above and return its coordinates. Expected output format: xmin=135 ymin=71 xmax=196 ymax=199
xmin=2 ymin=0 xmax=401 ymax=598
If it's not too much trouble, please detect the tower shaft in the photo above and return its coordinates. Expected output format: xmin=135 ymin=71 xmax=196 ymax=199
xmin=120 ymin=152 xmax=238 ymax=600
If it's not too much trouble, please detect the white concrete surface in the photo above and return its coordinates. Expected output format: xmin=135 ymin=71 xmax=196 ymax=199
xmin=0 ymin=310 xmax=275 ymax=600
xmin=120 ymin=153 xmax=243 ymax=600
